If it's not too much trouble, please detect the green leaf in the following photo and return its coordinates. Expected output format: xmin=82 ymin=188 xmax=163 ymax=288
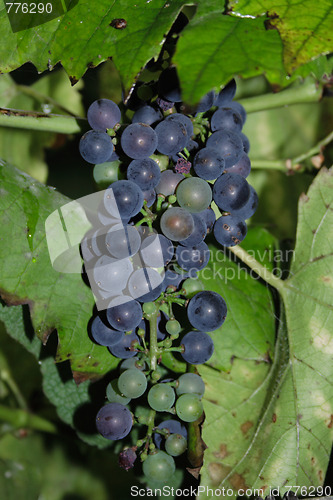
xmin=0 ymin=431 xmax=140 ymax=499
xmin=228 ymin=0 xmax=333 ymax=73
xmin=0 ymin=0 xmax=186 ymax=92
xmin=174 ymin=15 xmax=286 ymax=104
xmin=0 ymin=302 xmax=110 ymax=446
xmin=0 ymin=455 xmax=41 ymax=500
xmin=199 ymin=167 xmax=333 ymax=495
xmin=0 ymin=161 xmax=117 ymax=379
xmin=198 ymin=227 xmax=276 ymax=372
xmin=0 ymin=70 xmax=84 ymax=182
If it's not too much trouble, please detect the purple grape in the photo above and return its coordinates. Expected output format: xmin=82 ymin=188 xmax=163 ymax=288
xmin=121 ymin=123 xmax=158 ymax=159
xmin=96 ymin=403 xmax=133 ymax=440
xmin=181 ymin=331 xmax=214 ymax=365
xmin=187 ymin=291 xmax=227 ymax=331
xmin=91 ymin=316 xmax=124 ymax=346
xmin=87 ymin=99 xmax=121 ymax=131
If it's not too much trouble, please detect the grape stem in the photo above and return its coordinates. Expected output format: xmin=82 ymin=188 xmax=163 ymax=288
xmin=0 ymin=107 xmax=86 ymax=133
xmin=0 ymin=404 xmax=56 ymax=434
xmin=251 ymin=130 xmax=333 ymax=172
xmin=227 ymin=244 xmax=285 ymax=294
xmin=14 ymin=83 xmax=80 ymax=117
xmin=238 ymin=78 xmax=323 ymax=113
xmin=148 ymin=310 xmax=160 ymax=371
xmin=145 ymin=409 xmax=156 ymax=449
xmin=1 ymin=367 xmax=27 ymax=410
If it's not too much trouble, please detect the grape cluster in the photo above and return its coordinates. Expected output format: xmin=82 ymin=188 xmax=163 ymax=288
xmin=78 ymin=76 xmax=257 ymax=484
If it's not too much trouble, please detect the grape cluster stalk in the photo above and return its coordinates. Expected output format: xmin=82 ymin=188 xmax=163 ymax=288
xmin=78 ymin=76 xmax=257 ymax=484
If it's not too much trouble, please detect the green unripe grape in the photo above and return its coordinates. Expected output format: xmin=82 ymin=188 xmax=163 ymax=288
xmin=165 ymin=433 xmax=187 ymax=456
xmin=142 ymin=450 xmax=175 ymax=482
xmin=168 ymin=194 xmax=177 ymax=204
xmin=166 ymin=319 xmax=181 ymax=336
xmin=119 ymin=357 xmax=146 ymax=372
xmin=143 ymin=302 xmax=158 ymax=315
xmin=182 ymin=278 xmax=205 ymax=298
xmin=176 ymin=373 xmax=205 ymax=398
xmin=93 ymin=160 xmax=122 ymax=189
xmin=137 ymin=328 xmax=145 ymax=338
xmin=163 ymin=338 xmax=172 ymax=348
xmin=176 ymin=177 xmax=212 ymax=213
xmin=175 ymin=393 xmax=203 ymax=422
xmin=148 ymin=383 xmax=175 ymax=411
xmin=150 ymin=153 xmax=169 ymax=171
xmin=106 ymin=379 xmax=131 ymax=405
xmin=118 ymin=369 xmax=147 ymax=399
xmin=151 ymin=370 xmax=161 ymax=382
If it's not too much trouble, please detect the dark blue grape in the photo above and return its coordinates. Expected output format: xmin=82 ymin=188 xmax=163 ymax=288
xmin=206 ymin=129 xmax=243 ymax=168
xmin=121 ymin=123 xmax=158 ymax=159
xmin=162 ymin=269 xmax=186 ymax=290
xmin=155 ymin=120 xmax=187 ymax=156
xmin=229 ymin=101 xmax=246 ymax=124
xmin=127 ymin=158 xmax=161 ymax=190
xmin=155 ymin=170 xmax=184 ymax=196
xmin=240 ymin=132 xmax=250 ymax=153
xmin=154 ymin=419 xmax=187 ymax=449
xmin=90 ymin=316 xmax=124 ymax=346
xmin=107 ymin=149 xmax=120 ymax=162
xmin=107 ymin=295 xmax=142 ymax=331
xmin=87 ymin=99 xmax=121 ymax=131
xmin=232 ymin=185 xmax=258 ymax=219
xmin=165 ymin=113 xmax=193 ymax=140
xmin=215 ymin=79 xmax=237 ymax=107
xmin=92 ymin=255 xmax=133 ymax=293
xmin=225 ymin=152 xmax=251 ymax=178
xmin=132 ymin=105 xmax=162 ymax=125
xmin=158 ymin=67 xmax=182 ymax=102
xmin=79 ymin=130 xmax=114 ymax=164
xmin=176 ymin=241 xmax=210 ymax=272
xmin=187 ymin=291 xmax=227 ymax=331
xmin=109 ymin=331 xmax=140 ymax=358
xmin=213 ymin=214 xmax=248 ymax=246
xmin=193 ymin=147 xmax=225 ymax=180
xmin=128 ymin=268 xmax=164 ymax=302
xmin=196 ymin=90 xmax=216 ymax=114
xmin=211 ymin=107 xmax=243 ymax=133
xmin=213 ymin=172 xmax=250 ymax=211
xmin=104 ymin=180 xmax=144 ymax=219
xmin=142 ymin=188 xmax=156 ymax=207
xmin=106 ymin=224 xmax=141 ymax=259
xmin=181 ymin=331 xmax=214 ymax=364
xmin=140 ymin=234 xmax=174 ymax=268
xmin=96 ymin=403 xmax=133 ymax=440
xmin=80 ymin=229 xmax=97 ymax=263
xmin=198 ymin=208 xmax=216 ymax=233
xmin=180 ymin=213 xmax=207 ymax=247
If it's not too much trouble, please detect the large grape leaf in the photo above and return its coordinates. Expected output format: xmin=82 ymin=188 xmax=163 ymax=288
xmin=0 ymin=161 xmax=116 ymax=380
xmin=0 ymin=0 xmax=331 ymax=105
xmin=0 ymin=303 xmax=114 ymax=446
xmin=199 ymin=167 xmax=333 ymax=496
xmin=174 ymin=14 xmax=286 ymax=104
xmin=198 ymin=227 xmax=277 ymax=372
xmin=228 ymin=0 xmax=333 ymax=73
xmin=0 ymin=0 xmax=186 ymax=88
